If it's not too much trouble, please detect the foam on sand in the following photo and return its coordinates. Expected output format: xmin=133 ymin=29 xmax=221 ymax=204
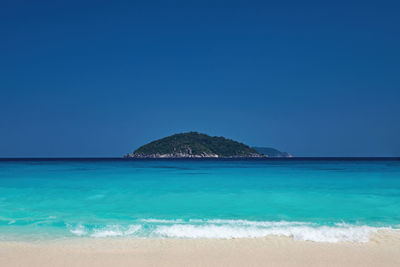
xmin=68 ymin=219 xmax=395 ymax=243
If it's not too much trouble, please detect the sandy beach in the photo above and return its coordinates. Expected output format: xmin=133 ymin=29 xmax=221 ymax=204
xmin=1 ymin=231 xmax=400 ymax=267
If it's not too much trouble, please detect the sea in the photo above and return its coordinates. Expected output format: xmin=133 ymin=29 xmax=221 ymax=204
xmin=0 ymin=158 xmax=399 ymax=243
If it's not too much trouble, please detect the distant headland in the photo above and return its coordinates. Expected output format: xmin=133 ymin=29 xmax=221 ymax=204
xmin=124 ymin=132 xmax=291 ymax=158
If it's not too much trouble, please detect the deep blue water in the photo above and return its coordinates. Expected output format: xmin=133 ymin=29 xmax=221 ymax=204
xmin=0 ymin=158 xmax=399 ymax=242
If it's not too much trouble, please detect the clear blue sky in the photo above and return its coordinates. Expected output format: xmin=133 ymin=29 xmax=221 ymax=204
xmin=1 ymin=0 xmax=399 ymax=157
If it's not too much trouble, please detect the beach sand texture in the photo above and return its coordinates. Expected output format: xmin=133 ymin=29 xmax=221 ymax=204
xmin=1 ymin=231 xmax=400 ymax=267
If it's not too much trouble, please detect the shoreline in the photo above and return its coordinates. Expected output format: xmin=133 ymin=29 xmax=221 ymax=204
xmin=1 ymin=231 xmax=400 ymax=267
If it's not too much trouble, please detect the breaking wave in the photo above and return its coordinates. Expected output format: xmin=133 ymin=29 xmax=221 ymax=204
xmin=67 ymin=219 xmax=395 ymax=243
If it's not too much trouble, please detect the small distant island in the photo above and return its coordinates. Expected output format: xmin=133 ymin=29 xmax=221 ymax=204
xmin=253 ymin=147 xmax=292 ymax=158
xmin=124 ymin=132 xmax=291 ymax=158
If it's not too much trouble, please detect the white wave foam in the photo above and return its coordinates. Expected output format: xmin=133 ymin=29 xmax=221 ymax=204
xmin=66 ymin=219 xmax=392 ymax=243
xmin=69 ymin=224 xmax=87 ymax=236
xmin=189 ymin=219 xmax=312 ymax=227
xmin=125 ymin=225 xmax=142 ymax=235
xmin=91 ymin=228 xmax=123 ymax=238
xmin=91 ymin=225 xmax=142 ymax=238
xmin=69 ymin=224 xmax=142 ymax=237
xmin=154 ymin=224 xmax=383 ymax=242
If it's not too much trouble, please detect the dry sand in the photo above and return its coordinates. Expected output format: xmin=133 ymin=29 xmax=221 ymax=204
xmin=1 ymin=231 xmax=400 ymax=267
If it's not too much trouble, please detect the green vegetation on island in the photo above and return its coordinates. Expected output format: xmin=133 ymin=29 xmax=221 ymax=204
xmin=125 ymin=132 xmax=262 ymax=158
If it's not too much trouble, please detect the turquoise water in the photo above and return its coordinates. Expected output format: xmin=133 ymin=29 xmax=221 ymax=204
xmin=0 ymin=159 xmax=399 ymax=242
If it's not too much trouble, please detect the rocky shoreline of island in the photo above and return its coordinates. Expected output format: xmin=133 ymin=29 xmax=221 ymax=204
xmin=124 ymin=152 xmax=266 ymax=159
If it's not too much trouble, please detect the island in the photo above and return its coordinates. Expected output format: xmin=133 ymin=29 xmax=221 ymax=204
xmin=124 ymin=132 xmax=291 ymax=158
xmin=253 ymin=147 xmax=292 ymax=158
